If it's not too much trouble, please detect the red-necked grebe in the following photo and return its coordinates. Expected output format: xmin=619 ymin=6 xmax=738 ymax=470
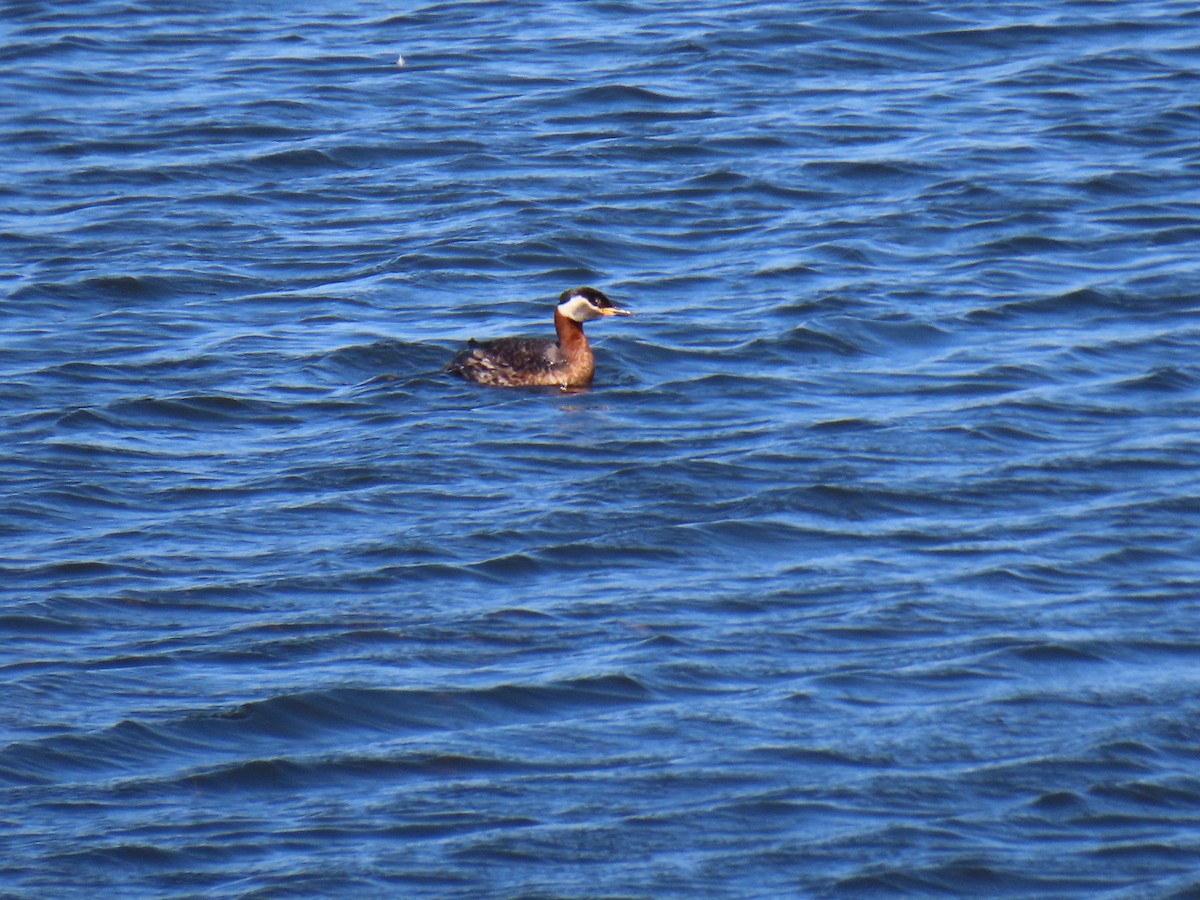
xmin=447 ymin=286 xmax=632 ymax=388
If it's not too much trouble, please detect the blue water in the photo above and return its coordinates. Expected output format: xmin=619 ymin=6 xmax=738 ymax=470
xmin=4 ymin=1 xmax=1200 ymax=896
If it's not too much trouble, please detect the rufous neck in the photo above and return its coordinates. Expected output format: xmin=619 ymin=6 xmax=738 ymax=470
xmin=554 ymin=308 xmax=589 ymax=355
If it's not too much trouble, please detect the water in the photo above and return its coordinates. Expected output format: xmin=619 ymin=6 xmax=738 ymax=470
xmin=4 ymin=0 xmax=1200 ymax=896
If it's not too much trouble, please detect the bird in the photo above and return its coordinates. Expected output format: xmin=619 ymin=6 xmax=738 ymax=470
xmin=447 ymin=286 xmax=632 ymax=388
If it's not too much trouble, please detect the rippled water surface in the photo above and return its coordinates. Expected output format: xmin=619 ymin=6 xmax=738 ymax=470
xmin=5 ymin=1 xmax=1200 ymax=896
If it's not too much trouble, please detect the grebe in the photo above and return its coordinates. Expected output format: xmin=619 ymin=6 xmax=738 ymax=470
xmin=447 ymin=286 xmax=632 ymax=388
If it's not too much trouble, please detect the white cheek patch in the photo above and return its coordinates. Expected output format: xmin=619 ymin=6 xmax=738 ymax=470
xmin=557 ymin=294 xmax=602 ymax=322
